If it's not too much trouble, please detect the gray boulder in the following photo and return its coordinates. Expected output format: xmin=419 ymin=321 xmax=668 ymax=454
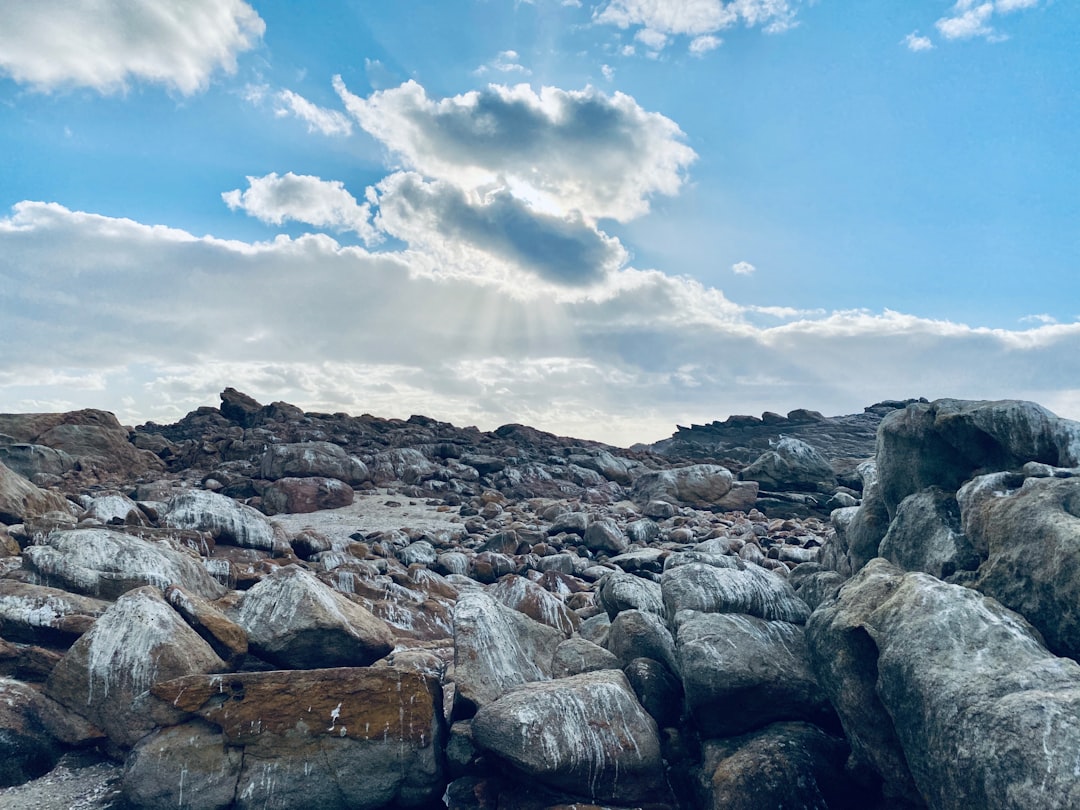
xmin=551 ymin=637 xmax=621 ymax=678
xmin=471 ymin=670 xmax=665 ymax=803
xmin=46 ymin=587 xmax=227 ymax=747
xmin=632 ymin=464 xmax=734 ymax=509
xmin=661 ymin=561 xmax=810 ymax=624
xmin=164 ymin=489 xmax=288 ymax=552
xmin=676 ymin=610 xmax=833 ymax=738
xmin=606 ymin=609 xmax=679 ymax=675
xmin=596 ymin=571 xmax=664 ymax=620
xmin=583 ymin=517 xmax=629 ymax=555
xmin=807 ymin=557 xmax=1080 ymax=810
xmin=0 ymin=444 xmax=74 ymax=481
xmin=259 ymin=441 xmax=370 ymax=485
xmin=879 ymin=486 xmax=980 ymax=579
xmin=452 ymin=590 xmax=563 ymax=713
xmin=235 ymin=565 xmax=394 ymax=669
xmin=23 ymin=527 xmax=226 ymax=601
xmin=739 ymin=437 xmax=836 ymax=493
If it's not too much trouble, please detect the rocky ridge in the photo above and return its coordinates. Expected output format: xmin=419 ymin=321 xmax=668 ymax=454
xmin=0 ymin=390 xmax=1077 ymax=809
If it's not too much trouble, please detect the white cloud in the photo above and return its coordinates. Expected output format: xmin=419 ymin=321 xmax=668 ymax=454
xmin=1020 ymin=313 xmax=1057 ymax=325
xmin=4 ymin=201 xmax=1080 ymax=445
xmin=274 ymin=90 xmax=353 ymax=136
xmin=334 ymin=78 xmax=697 ymax=222
xmin=601 ymin=64 xmax=616 ymax=81
xmin=0 ymin=0 xmax=264 ymax=94
xmin=732 ymin=261 xmax=756 ymax=275
xmin=635 ymin=28 xmax=669 ymax=51
xmin=903 ymin=32 xmax=935 ymax=51
xmin=595 ymin=0 xmax=799 ymax=52
xmin=222 ymin=173 xmax=378 ymax=243
xmin=934 ymin=0 xmax=1041 ymax=42
xmin=474 ymin=50 xmax=531 ymax=76
xmin=690 ymin=35 xmax=723 ymax=54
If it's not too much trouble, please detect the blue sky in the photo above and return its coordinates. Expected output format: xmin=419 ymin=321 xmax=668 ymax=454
xmin=1 ymin=0 xmax=1078 ymax=444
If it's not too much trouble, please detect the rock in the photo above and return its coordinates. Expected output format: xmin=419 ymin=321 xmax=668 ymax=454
xmin=700 ymin=722 xmax=852 ymax=810
xmin=163 ymin=584 xmax=248 ymax=668
xmin=0 ymin=444 xmax=74 ymax=481
xmin=259 ymin=441 xmax=370 ymax=485
xmin=582 ymin=518 xmax=628 ymax=555
xmin=623 ymin=657 xmax=683 ymax=728
xmin=605 ymin=609 xmax=679 ymax=675
xmin=235 ymin=565 xmax=394 ymax=669
xmin=876 ymin=398 xmax=1080 ymax=518
xmin=218 ymin=387 xmax=263 ymax=426
xmin=0 ymin=461 xmax=73 ymax=524
xmin=452 ymin=591 xmax=563 ymax=714
xmin=676 ymin=610 xmax=834 ymax=739
xmin=141 ymin=666 xmax=445 ymax=810
xmin=821 ymin=480 xmax=890 ymax=577
xmin=661 ymin=561 xmax=810 ymax=624
xmin=739 ymin=437 xmax=837 ymax=493
xmin=23 ymin=527 xmax=226 ymax=601
xmin=713 ymin=481 xmax=759 ymax=512
xmin=547 ymin=511 xmax=588 ymax=536
xmin=551 ymin=637 xmax=621 ymax=678
xmin=570 ymin=450 xmax=637 ymax=486
xmin=962 ymin=475 xmax=1080 ymax=658
xmin=643 ymin=499 xmax=676 ymax=519
xmin=792 ymin=570 xmax=846 ymax=610
xmin=0 ymin=580 xmax=109 ymax=646
xmin=471 ymin=670 xmax=666 ymax=803
xmin=878 ymin=486 xmax=980 ymax=579
xmin=261 ymin=476 xmax=354 ymax=515
xmin=807 ymin=557 xmax=1080 ymax=810
xmin=0 ymin=677 xmax=63 ymax=786
xmin=632 ymin=465 xmax=734 ymax=509
xmin=625 ymin=518 xmax=660 ymax=545
xmin=368 ymin=448 xmax=437 ymax=484
xmin=46 ymin=586 xmax=227 ymax=747
xmin=488 ymin=574 xmax=578 ymax=637
xmin=80 ymin=491 xmax=149 ymax=526
xmin=163 ymin=489 xmax=288 ymax=552
xmin=596 ymin=571 xmax=664 ymax=620
xmin=397 ymin=540 xmax=438 ymax=567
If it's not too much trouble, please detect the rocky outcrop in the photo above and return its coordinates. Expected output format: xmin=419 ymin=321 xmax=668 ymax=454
xmin=0 ymin=461 xmax=74 ymax=523
xmin=259 ymin=441 xmax=370 ymax=485
xmin=739 ymin=437 xmax=837 ymax=493
xmin=632 ymin=464 xmax=734 ymax=509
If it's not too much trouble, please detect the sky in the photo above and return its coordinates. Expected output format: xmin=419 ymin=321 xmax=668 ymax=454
xmin=1 ymin=0 xmax=1078 ymax=446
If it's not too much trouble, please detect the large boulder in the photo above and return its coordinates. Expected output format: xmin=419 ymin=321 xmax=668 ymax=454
xmin=471 ymin=670 xmax=666 ymax=803
xmin=807 ymin=558 xmax=1080 ymax=810
xmin=0 ymin=677 xmax=64 ymax=786
xmin=135 ymin=667 xmax=446 ymax=810
xmin=0 ymin=461 xmax=73 ymax=523
xmin=260 ymin=476 xmax=354 ymax=516
xmin=23 ymin=527 xmax=226 ymax=601
xmin=739 ymin=438 xmax=837 ymax=493
xmin=605 ymin=609 xmax=679 ymax=675
xmin=676 ymin=610 xmax=833 ymax=739
xmin=259 ymin=442 xmax=370 ymax=485
xmin=878 ymin=486 xmax=980 ymax=580
xmin=960 ymin=475 xmax=1080 ymax=659
xmin=0 ymin=580 xmax=109 ymax=646
xmin=487 ymin=574 xmax=578 ymax=637
xmin=876 ymin=399 xmax=1080 ymax=518
xmin=235 ymin=565 xmax=394 ymax=669
xmin=163 ymin=489 xmax=288 ymax=552
xmin=632 ymin=464 xmax=734 ymax=509
xmin=661 ymin=561 xmax=810 ymax=624
xmin=46 ymin=587 xmax=227 ymax=747
xmin=452 ymin=591 xmax=563 ymax=714
xmin=0 ymin=444 xmax=74 ymax=481
xmin=582 ymin=517 xmax=629 ymax=555
xmin=596 ymin=571 xmax=664 ymax=620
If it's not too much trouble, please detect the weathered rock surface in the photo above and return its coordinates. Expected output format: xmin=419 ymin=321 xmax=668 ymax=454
xmin=632 ymin=464 xmax=734 ymax=508
xmin=163 ymin=489 xmax=287 ymax=552
xmin=739 ymin=437 xmax=837 ymax=493
xmin=135 ymin=667 xmax=445 ymax=810
xmin=471 ymin=670 xmax=665 ymax=803
xmin=259 ymin=441 xmax=370 ymax=485
xmin=878 ymin=486 xmax=979 ymax=580
xmin=0 ymin=580 xmax=109 ymax=646
xmin=235 ymin=565 xmax=393 ymax=669
xmin=46 ymin=587 xmax=227 ymax=747
xmin=0 ymin=461 xmax=73 ymax=523
xmin=23 ymin=528 xmax=226 ymax=601
xmin=661 ymin=561 xmax=810 ymax=623
xmin=596 ymin=571 xmax=664 ymax=620
xmin=808 ymin=558 xmax=1080 ymax=810
xmin=260 ymin=475 xmax=354 ymax=515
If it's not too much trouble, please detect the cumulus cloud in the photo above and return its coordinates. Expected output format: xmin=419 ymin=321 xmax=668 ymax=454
xmin=595 ymin=0 xmax=800 ymax=52
xmin=334 ymin=78 xmax=696 ymax=222
xmin=732 ymin=261 xmax=757 ymax=275
xmin=274 ymin=90 xmax=353 ymax=136
xmin=373 ymin=172 xmax=627 ymax=288
xmin=935 ymin=0 xmax=1041 ymax=42
xmin=474 ymin=50 xmax=531 ymax=76
xmin=690 ymin=35 xmax=723 ymax=54
xmin=222 ymin=173 xmax=378 ymax=243
xmin=903 ymin=32 xmax=935 ymax=51
xmin=3 ymin=201 xmax=1080 ymax=445
xmin=0 ymin=0 xmax=264 ymax=94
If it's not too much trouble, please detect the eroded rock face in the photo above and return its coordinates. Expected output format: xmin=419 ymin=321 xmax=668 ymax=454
xmin=632 ymin=464 xmax=734 ymax=509
xmin=807 ymin=558 xmax=1080 ymax=810
xmin=137 ymin=667 xmax=446 ymax=810
xmin=46 ymin=587 xmax=227 ymax=747
xmin=739 ymin=438 xmax=837 ymax=493
xmin=0 ymin=580 xmax=109 ymax=646
xmin=163 ymin=489 xmax=287 ymax=552
xmin=471 ymin=670 xmax=665 ymax=803
xmin=235 ymin=565 xmax=393 ymax=669
xmin=23 ymin=527 xmax=226 ymax=601
xmin=0 ymin=461 xmax=73 ymax=523
xmin=452 ymin=591 xmax=563 ymax=714
xmin=259 ymin=441 xmax=370 ymax=486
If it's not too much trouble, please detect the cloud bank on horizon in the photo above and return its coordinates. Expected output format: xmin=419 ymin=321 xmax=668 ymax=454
xmin=0 ymin=0 xmax=1077 ymax=445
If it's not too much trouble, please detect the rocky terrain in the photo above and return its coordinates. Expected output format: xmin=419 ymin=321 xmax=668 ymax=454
xmin=0 ymin=390 xmax=1079 ymax=809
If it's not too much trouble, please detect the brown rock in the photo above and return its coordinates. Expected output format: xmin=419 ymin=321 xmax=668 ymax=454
xmin=0 ymin=580 xmax=109 ymax=646
xmin=0 ymin=461 xmax=74 ymax=524
xmin=164 ymin=584 xmax=248 ymax=668
xmin=261 ymin=476 xmax=354 ymax=515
